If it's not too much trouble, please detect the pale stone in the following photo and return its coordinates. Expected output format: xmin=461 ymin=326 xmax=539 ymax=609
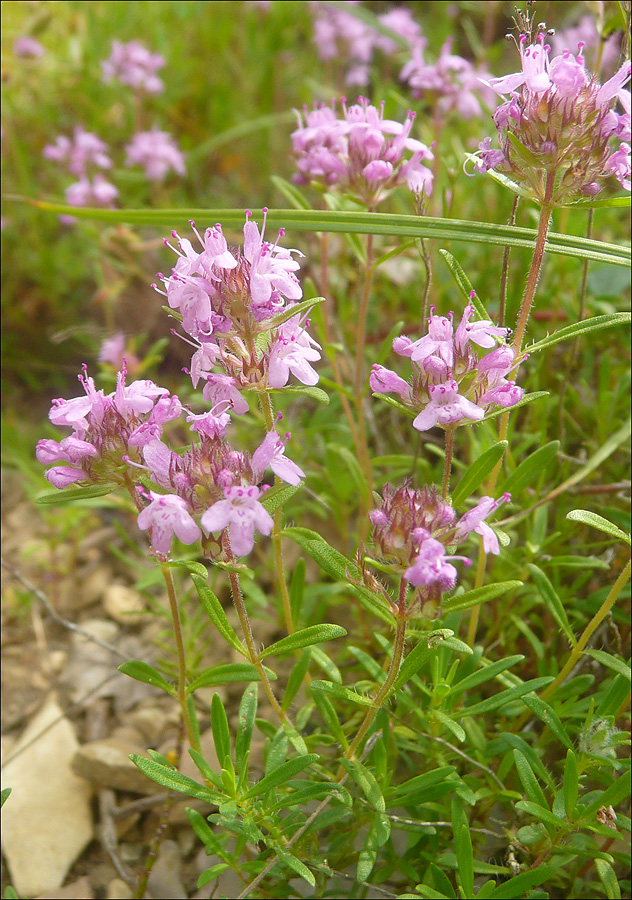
xmin=72 ymin=739 xmax=163 ymax=794
xmin=106 ymin=878 xmax=135 ymax=900
xmin=147 ymin=839 xmax=186 ymax=899
xmin=103 ymin=585 xmax=146 ymax=624
xmin=34 ymin=876 xmax=94 ymax=899
xmin=0 ymin=696 xmax=94 ymax=897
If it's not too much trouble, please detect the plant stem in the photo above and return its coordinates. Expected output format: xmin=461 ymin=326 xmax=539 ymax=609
xmin=160 ymin=564 xmax=199 ymax=752
xmin=222 ymin=534 xmax=287 ymax=722
xmin=466 ymin=540 xmax=488 ymax=647
xmin=498 ymin=196 xmax=519 ymax=328
xmin=512 ymin=174 xmax=555 ymax=355
xmin=441 ymin=426 xmax=455 ymax=499
xmin=539 ymin=557 xmax=631 ymax=703
xmin=342 ymin=582 xmax=408 ymax=767
xmin=260 ymin=391 xmax=295 ymax=634
xmin=354 ymin=231 xmax=375 ymax=522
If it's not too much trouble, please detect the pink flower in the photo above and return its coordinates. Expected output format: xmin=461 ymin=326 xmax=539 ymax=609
xmin=454 ymin=304 xmax=509 ymax=352
xmin=102 ymin=40 xmax=165 ymax=94
xmin=369 ymin=364 xmax=412 ymax=400
xmin=137 ymin=493 xmax=200 ymax=555
xmin=44 ymin=128 xmax=112 ymax=178
xmin=267 ymin=313 xmax=322 ymax=388
xmin=412 ymin=380 xmax=484 ymax=432
xmin=14 ymin=37 xmax=45 ymax=58
xmin=186 ymin=407 xmax=231 ymax=440
xmin=252 ymin=431 xmax=305 ymax=486
xmin=201 ymin=485 xmax=273 ymax=556
xmin=454 ymin=494 xmax=510 ymax=555
xmin=125 ymin=129 xmax=186 ymax=182
xmin=244 ymin=210 xmax=303 ymax=307
xmin=65 ymin=175 xmax=118 ymax=209
xmin=404 ymin=537 xmax=469 ymax=590
xmin=202 ymin=373 xmax=249 ymax=415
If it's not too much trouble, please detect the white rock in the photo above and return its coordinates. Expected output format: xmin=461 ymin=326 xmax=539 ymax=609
xmin=0 ymin=696 xmax=94 ymax=897
xmin=103 ymin=585 xmax=146 ymax=624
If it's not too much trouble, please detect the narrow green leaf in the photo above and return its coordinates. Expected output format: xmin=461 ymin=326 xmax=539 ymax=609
xmin=433 ymin=709 xmax=466 ymax=743
xmin=563 ymin=750 xmax=579 ymax=820
xmin=448 ymin=655 xmax=525 ymax=699
xmin=386 ymin=767 xmax=457 ymax=804
xmin=30 ymin=203 xmax=631 ymax=266
xmin=526 ymin=313 xmax=631 ymax=354
xmin=486 ymin=866 xmax=557 ymax=899
xmin=268 ymin=781 xmax=350 ymax=813
xmin=310 ymin=679 xmax=373 ymax=707
xmin=258 ymin=482 xmax=301 ymax=515
xmin=409 ymin=887 xmax=451 ymax=900
xmin=211 ymin=693 xmax=231 ymax=769
xmin=340 ymin=758 xmax=385 ymax=811
xmin=439 ymin=250 xmax=489 ymax=319
xmin=520 ymin=694 xmax=573 ymax=750
xmin=312 ymin=688 xmax=349 ymax=749
xmin=282 ymin=649 xmax=312 ymax=712
xmin=595 ymin=859 xmax=622 ymax=900
xmin=515 ymin=800 xmax=565 ymax=828
xmin=185 ymin=808 xmax=226 ymax=856
xmin=452 ymin=442 xmax=508 ymax=506
xmin=389 ymin=633 xmax=454 ymax=695
xmin=567 ymin=194 xmax=631 ymax=209
xmin=566 ymin=509 xmax=631 ymax=545
xmin=282 ymin=526 xmax=396 ymax=625
xmin=276 ymin=849 xmax=315 ymax=886
xmin=270 ymin=174 xmax=312 ymax=210
xmin=513 ymin=750 xmax=549 ymax=810
xmin=35 ymin=482 xmax=117 ymax=504
xmin=452 ymin=798 xmax=474 ymax=898
xmin=270 ymin=384 xmax=330 ymax=404
xmin=259 ymin=624 xmax=347 ymax=659
xmin=191 ymin=574 xmax=248 ymax=657
xmin=129 ymin=755 xmax=225 ymax=803
xmin=197 ymin=864 xmax=231 ymax=889
xmin=166 ymin=559 xmax=208 ymax=578
xmin=443 ymin=581 xmax=523 ymax=613
xmin=582 ymin=771 xmax=632 ymax=818
xmin=584 ymin=650 xmax=631 ymax=681
xmin=0 ymin=788 xmax=11 ymax=808
xmin=266 ymin=296 xmax=325 ymax=331
xmin=265 ymin=730 xmax=289 ymax=777
xmin=117 ymin=661 xmax=176 ymax=696
xmin=187 ymin=749 xmax=223 ymax=791
xmin=311 ymin=645 xmax=343 ymax=683
xmin=242 ymin=754 xmax=319 ymax=799
xmin=528 ymin=565 xmax=576 ymax=647
xmin=501 ymin=442 xmax=559 ymax=496
xmin=187 ymin=663 xmax=276 ymax=693
xmin=459 ymin=677 xmax=554 ymax=717
xmin=289 ymin=557 xmax=306 ymax=626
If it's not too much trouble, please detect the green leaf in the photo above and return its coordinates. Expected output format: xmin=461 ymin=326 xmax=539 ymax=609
xmin=117 ymin=661 xmax=176 ymax=696
xmin=459 ymin=677 xmax=554 ymax=717
xmin=211 ymin=693 xmax=231 ymax=769
xmin=258 ymin=482 xmax=301 ymax=515
xmin=501 ymin=442 xmax=559 ymax=496
xmin=282 ymin=527 xmax=395 ymax=625
xmin=452 ymin=798 xmax=474 ymax=898
xmin=339 ymin=758 xmax=385 ymax=811
xmin=185 ymin=808 xmax=226 ymax=856
xmin=386 ymin=767 xmax=457 ymax=805
xmin=433 ymin=709 xmax=466 ymax=743
xmin=443 ymin=581 xmax=523 ymax=613
xmin=595 ymin=859 xmax=622 ymax=900
xmin=310 ymin=679 xmax=373 ymax=707
xmin=265 ymin=730 xmax=289 ymax=776
xmin=289 ymin=557 xmax=305 ymax=626
xmin=0 ymin=788 xmax=11 ymax=808
xmin=528 ymin=565 xmax=576 ymax=647
xmin=276 ymin=848 xmax=315 ymax=886
xmin=515 ymin=800 xmax=565 ymax=828
xmin=187 ymin=749 xmax=223 ymax=791
xmin=35 ymin=482 xmax=117 ymax=504
xmin=312 ymin=688 xmax=349 ymax=749
xmin=513 ymin=750 xmax=549 ymax=810
xmin=191 ymin=574 xmax=248 ymax=657
xmin=259 ymin=624 xmax=347 ymax=659
xmin=581 ymin=771 xmax=631 ymax=818
xmin=525 ymin=313 xmax=631 ymax=354
xmin=566 ymin=510 xmax=631 ymax=545
xmin=389 ymin=631 xmax=459 ymax=694
xmin=563 ymin=750 xmax=579 ymax=820
xmin=584 ymin=650 xmax=631 ymax=681
xmin=451 ymin=442 xmax=508 ymax=506
xmin=448 ymin=655 xmax=525 ymax=699
xmin=129 ymin=755 xmax=225 ymax=803
xmin=30 ymin=203 xmax=632 ymax=267
xmin=439 ymin=250 xmax=489 ymax=320
xmin=242 ymin=754 xmax=319 ymax=799
xmin=197 ymin=863 xmax=231 ymax=889
xmin=166 ymin=559 xmax=209 ymax=578
xmin=486 ymin=866 xmax=557 ymax=899
xmin=282 ymin=649 xmax=312 ymax=712
xmin=270 ymin=174 xmax=312 ymax=210
xmin=271 ymin=383 xmax=330 ymax=404
xmin=187 ymin=663 xmax=276 ymax=693
xmin=566 ymin=194 xmax=631 ymax=209
xmin=520 ymin=694 xmax=573 ymax=750
xmin=265 ymin=296 xmax=326 ymax=331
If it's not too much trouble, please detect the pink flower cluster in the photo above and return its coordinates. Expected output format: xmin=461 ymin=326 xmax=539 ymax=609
xmin=401 ymin=37 xmax=496 ymax=120
xmin=101 ymin=40 xmax=165 ymax=94
xmin=310 ymin=1 xmax=423 ymax=87
xmin=157 ymin=210 xmax=321 ymax=396
xmin=292 ymin=97 xmax=434 ymax=204
xmin=369 ymin=483 xmax=510 ymax=617
xmin=125 ymin=129 xmax=186 ymax=182
xmin=37 ymin=364 xmax=306 ymax=558
xmin=43 ymin=127 xmax=118 ymax=214
xmin=370 ymin=302 xmax=523 ymax=433
xmin=473 ymin=33 xmax=631 ymax=200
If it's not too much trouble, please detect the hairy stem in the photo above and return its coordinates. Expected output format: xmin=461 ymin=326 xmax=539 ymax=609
xmin=441 ymin=426 xmax=455 ymax=499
